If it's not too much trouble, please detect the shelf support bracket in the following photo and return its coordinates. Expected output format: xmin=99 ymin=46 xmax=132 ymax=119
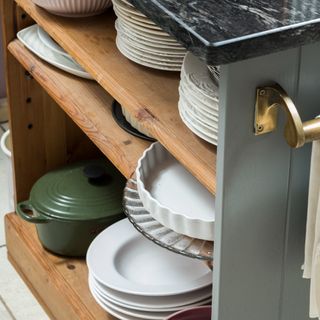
xmin=254 ymin=83 xmax=320 ymax=148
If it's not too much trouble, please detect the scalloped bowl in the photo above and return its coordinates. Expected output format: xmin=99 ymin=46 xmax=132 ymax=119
xmin=136 ymin=142 xmax=215 ymax=241
xmin=33 ymin=0 xmax=112 ymax=17
xmin=166 ymin=306 xmax=211 ymax=320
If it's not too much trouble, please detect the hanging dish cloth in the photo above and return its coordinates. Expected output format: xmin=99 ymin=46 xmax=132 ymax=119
xmin=304 ymin=140 xmax=320 ymax=318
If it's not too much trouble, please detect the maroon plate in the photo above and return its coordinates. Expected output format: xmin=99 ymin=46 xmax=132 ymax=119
xmin=166 ymin=306 xmax=211 ymax=320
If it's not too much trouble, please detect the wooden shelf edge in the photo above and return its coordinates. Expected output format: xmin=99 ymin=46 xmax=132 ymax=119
xmin=5 ymin=213 xmax=115 ymax=320
xmin=7 ymin=39 xmax=150 ymax=180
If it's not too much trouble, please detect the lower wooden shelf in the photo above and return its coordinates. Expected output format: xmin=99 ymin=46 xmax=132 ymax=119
xmin=5 ymin=212 xmax=116 ymax=320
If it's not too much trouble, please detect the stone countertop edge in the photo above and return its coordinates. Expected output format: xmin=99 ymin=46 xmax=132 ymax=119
xmin=127 ymin=0 xmax=320 ymax=65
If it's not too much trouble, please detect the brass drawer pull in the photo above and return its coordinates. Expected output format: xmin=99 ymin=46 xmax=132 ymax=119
xmin=254 ymin=84 xmax=320 ymax=148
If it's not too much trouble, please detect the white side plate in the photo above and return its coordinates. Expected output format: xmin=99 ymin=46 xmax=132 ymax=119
xmin=17 ymin=25 xmax=93 ymax=80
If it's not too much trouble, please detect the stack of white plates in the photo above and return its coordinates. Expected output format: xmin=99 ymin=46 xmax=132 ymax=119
xmin=87 ymin=219 xmax=212 ymax=320
xmin=17 ymin=25 xmax=92 ymax=79
xmin=179 ymin=53 xmax=219 ymax=145
xmin=112 ymin=0 xmax=186 ymax=71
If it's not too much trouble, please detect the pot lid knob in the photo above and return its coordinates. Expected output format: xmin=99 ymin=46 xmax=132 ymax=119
xmin=83 ymin=164 xmax=111 ymax=184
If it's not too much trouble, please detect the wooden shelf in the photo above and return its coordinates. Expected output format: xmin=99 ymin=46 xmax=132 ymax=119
xmin=14 ymin=0 xmax=217 ymax=194
xmin=8 ymin=40 xmax=150 ymax=179
xmin=5 ymin=212 xmax=116 ymax=320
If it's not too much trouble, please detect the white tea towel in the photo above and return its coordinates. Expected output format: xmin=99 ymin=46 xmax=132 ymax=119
xmin=303 ymin=140 xmax=320 ymax=318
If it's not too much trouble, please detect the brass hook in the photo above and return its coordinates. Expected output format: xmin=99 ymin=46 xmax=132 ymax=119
xmin=254 ymin=84 xmax=320 ymax=148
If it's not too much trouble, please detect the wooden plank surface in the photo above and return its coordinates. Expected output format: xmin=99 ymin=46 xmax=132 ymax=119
xmin=5 ymin=213 xmax=116 ymax=320
xmin=14 ymin=0 xmax=217 ymax=194
xmin=8 ymin=40 xmax=150 ymax=180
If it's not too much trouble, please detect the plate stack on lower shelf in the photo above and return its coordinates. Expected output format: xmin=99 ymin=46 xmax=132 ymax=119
xmin=179 ymin=52 xmax=220 ymax=145
xmin=112 ymin=0 xmax=186 ymax=71
xmin=87 ymin=219 xmax=212 ymax=320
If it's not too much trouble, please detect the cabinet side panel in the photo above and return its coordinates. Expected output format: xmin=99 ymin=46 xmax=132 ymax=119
xmin=279 ymin=42 xmax=320 ymax=320
xmin=214 ymin=48 xmax=302 ymax=320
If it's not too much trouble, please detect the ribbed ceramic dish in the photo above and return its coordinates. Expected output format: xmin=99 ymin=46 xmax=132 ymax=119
xmin=136 ymin=142 xmax=215 ymax=241
xmin=33 ymin=0 xmax=112 ymax=17
xmin=124 ymin=176 xmax=213 ymax=260
xmin=120 ymin=107 xmax=154 ymax=138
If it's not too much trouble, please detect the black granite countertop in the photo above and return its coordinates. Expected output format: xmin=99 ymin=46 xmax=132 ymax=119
xmin=128 ymin=0 xmax=320 ymax=65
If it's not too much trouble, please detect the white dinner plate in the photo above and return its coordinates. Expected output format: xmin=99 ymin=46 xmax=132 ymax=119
xmin=179 ymin=92 xmax=218 ymax=130
xmin=180 ymin=76 xmax=219 ymax=114
xmin=118 ymin=37 xmax=184 ymax=63
xmin=37 ymin=26 xmax=69 ymax=58
xmin=117 ymin=29 xmax=186 ymax=57
xmin=89 ymin=278 xmax=172 ymax=319
xmin=182 ymin=52 xmax=219 ymax=101
xmin=179 ymin=103 xmax=217 ymax=145
xmin=116 ymin=37 xmax=181 ymax=71
xmin=91 ymin=287 xmax=140 ymax=320
xmin=179 ymin=85 xmax=218 ymax=122
xmin=90 ymin=273 xmax=212 ymax=311
xmin=117 ymin=16 xmax=172 ymax=38
xmin=17 ymin=25 xmax=93 ymax=80
xmin=181 ymin=103 xmax=218 ymax=137
xmin=179 ymin=100 xmax=218 ymax=137
xmin=112 ymin=0 xmax=146 ymax=17
xmin=86 ymin=219 xmax=212 ymax=296
xmin=116 ymin=20 xmax=184 ymax=48
xmin=113 ymin=6 xmax=162 ymax=30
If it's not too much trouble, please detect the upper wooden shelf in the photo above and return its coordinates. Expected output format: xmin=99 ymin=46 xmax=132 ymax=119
xmin=14 ymin=0 xmax=217 ymax=194
xmin=8 ymin=40 xmax=150 ymax=179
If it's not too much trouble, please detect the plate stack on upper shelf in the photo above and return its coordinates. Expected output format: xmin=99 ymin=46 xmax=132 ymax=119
xmin=87 ymin=219 xmax=212 ymax=320
xmin=112 ymin=0 xmax=186 ymax=71
xmin=179 ymin=52 xmax=220 ymax=145
xmin=17 ymin=24 xmax=93 ymax=79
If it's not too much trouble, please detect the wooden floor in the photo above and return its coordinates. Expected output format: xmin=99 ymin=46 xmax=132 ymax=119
xmin=5 ymin=213 xmax=116 ymax=320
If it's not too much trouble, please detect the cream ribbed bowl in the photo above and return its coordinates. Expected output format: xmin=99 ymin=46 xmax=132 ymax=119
xmin=136 ymin=142 xmax=215 ymax=241
xmin=33 ymin=0 xmax=112 ymax=17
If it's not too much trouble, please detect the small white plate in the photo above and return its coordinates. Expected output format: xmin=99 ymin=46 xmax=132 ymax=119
xmin=86 ymin=219 xmax=212 ymax=296
xmin=17 ymin=25 xmax=93 ymax=80
xmin=37 ymin=26 xmax=69 ymax=58
xmin=90 ymin=273 xmax=212 ymax=311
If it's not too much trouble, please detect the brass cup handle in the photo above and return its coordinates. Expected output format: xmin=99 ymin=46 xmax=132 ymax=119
xmin=254 ymin=84 xmax=320 ymax=148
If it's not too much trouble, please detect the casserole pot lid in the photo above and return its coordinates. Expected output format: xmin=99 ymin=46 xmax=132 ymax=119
xmin=29 ymin=159 xmax=125 ymax=221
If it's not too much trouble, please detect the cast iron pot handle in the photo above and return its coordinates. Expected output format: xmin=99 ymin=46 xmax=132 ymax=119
xmin=16 ymin=201 xmax=49 ymax=224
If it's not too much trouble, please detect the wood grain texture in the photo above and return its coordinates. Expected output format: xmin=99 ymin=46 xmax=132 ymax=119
xmin=14 ymin=0 xmax=217 ymax=194
xmin=5 ymin=213 xmax=116 ymax=320
xmin=8 ymin=40 xmax=150 ymax=179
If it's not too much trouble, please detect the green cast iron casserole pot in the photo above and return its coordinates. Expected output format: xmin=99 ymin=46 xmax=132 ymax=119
xmin=16 ymin=159 xmax=126 ymax=257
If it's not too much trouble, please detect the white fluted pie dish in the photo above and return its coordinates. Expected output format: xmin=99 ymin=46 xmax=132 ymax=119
xmin=136 ymin=142 xmax=215 ymax=241
xmin=33 ymin=0 xmax=112 ymax=17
